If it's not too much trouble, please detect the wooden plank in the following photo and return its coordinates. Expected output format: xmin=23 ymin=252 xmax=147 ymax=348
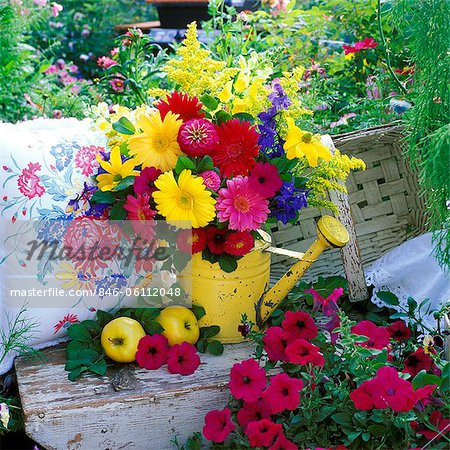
xmin=115 ymin=20 xmax=161 ymax=31
xmin=16 ymin=343 xmax=255 ymax=450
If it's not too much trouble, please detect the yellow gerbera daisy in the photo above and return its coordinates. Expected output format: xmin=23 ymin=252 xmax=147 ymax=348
xmin=153 ymin=170 xmax=216 ymax=228
xmin=96 ymin=145 xmax=139 ymax=191
xmin=284 ymin=117 xmax=332 ymax=167
xmin=128 ymin=111 xmax=184 ymax=172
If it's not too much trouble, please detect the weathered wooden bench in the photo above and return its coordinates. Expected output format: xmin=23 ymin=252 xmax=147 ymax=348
xmin=16 ymin=343 xmax=255 ymax=450
xmin=15 ymin=124 xmax=427 ymax=449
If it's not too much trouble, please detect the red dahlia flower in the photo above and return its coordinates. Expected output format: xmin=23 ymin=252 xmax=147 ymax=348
xmin=262 ymin=326 xmax=289 ymax=362
xmin=248 ymin=162 xmax=283 ymax=198
xmin=245 ymin=418 xmax=282 ymax=448
xmin=206 ymin=226 xmax=228 ymax=254
xmin=178 ymin=118 xmax=218 ymax=157
xmin=411 ymin=410 xmax=450 ymax=440
xmin=133 ymin=166 xmax=162 ymax=195
xmin=351 ymin=320 xmax=390 ymax=350
xmin=387 ymin=320 xmax=412 ymax=342
xmin=269 ymin=433 xmax=298 ymax=450
xmin=282 ymin=310 xmax=318 ymax=340
xmin=342 ymin=37 xmax=378 ymax=55
xmin=203 ymin=407 xmax=236 ymax=443
xmin=167 ymin=342 xmax=201 ymax=375
xmin=156 ymin=91 xmax=204 ymax=122
xmin=135 ymin=334 xmax=169 ymax=370
xmin=224 ymin=231 xmax=254 ymax=256
xmin=262 ymin=373 xmax=304 ymax=414
xmin=236 ymin=399 xmax=272 ymax=430
xmin=212 ymin=119 xmax=260 ymax=177
xmin=229 ymin=358 xmax=267 ymax=402
xmin=285 ymin=339 xmax=325 ymax=367
xmin=402 ymin=347 xmax=436 ymax=377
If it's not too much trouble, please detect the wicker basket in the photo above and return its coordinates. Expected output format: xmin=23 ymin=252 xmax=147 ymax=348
xmin=269 ymin=123 xmax=428 ymax=283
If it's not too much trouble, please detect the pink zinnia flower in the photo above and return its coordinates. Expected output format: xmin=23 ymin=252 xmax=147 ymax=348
xmin=97 ymin=56 xmax=117 ymax=69
xmin=50 ymin=2 xmax=63 ymax=17
xmin=133 ymin=167 xmax=162 ymax=195
xmin=249 ymin=162 xmax=283 ymax=198
xmin=200 ymin=170 xmax=221 ymax=191
xmin=342 ymin=37 xmax=378 ymax=55
xmin=110 ymin=47 xmax=119 ymax=57
xmin=216 ymin=177 xmax=269 ymax=232
xmin=177 ymin=118 xmax=218 ymax=157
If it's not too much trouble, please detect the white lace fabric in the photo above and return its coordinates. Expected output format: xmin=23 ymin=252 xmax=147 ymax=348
xmin=365 ymin=233 xmax=450 ymax=330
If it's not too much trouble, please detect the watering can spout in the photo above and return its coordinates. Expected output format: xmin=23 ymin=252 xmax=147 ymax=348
xmin=256 ymin=216 xmax=350 ymax=327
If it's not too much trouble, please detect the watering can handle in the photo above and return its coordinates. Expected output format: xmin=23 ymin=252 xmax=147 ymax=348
xmin=256 ymin=216 xmax=350 ymax=327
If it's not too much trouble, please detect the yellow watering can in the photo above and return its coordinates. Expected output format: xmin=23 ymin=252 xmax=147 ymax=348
xmin=179 ymin=216 xmax=349 ymax=343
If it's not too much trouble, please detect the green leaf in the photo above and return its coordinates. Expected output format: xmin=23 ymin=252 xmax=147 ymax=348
xmin=145 ymin=321 xmax=164 ymax=335
xmin=66 ymin=340 xmax=84 ymax=360
xmin=207 ymin=339 xmax=224 ymax=356
xmin=196 ymin=339 xmax=207 ymax=353
xmin=215 ymin=110 xmax=233 ymax=124
xmin=175 ymin=156 xmax=196 ymax=174
xmin=68 ymin=366 xmax=87 ymax=382
xmin=89 ymin=359 xmax=107 ymax=376
xmin=197 ymin=156 xmax=214 ymax=173
xmin=109 ymin=202 xmax=127 ymax=220
xmin=113 ymin=176 xmax=135 ymax=191
xmin=368 ymin=424 xmax=385 ymax=437
xmin=91 ymin=190 xmax=116 ymax=204
xmin=141 ymin=308 xmax=161 ymax=322
xmin=200 ymin=325 xmax=221 ymax=339
xmin=218 ymin=254 xmax=238 ymax=273
xmin=173 ymin=251 xmax=191 ymax=272
xmin=331 ymin=413 xmax=352 ymax=426
xmin=200 ymin=94 xmax=219 ymax=110
xmin=96 ymin=310 xmax=115 ymax=328
xmin=191 ymin=305 xmax=206 ymax=321
xmin=233 ymin=112 xmax=255 ymax=123
xmin=67 ymin=323 xmax=91 ymax=342
xmin=376 ymin=291 xmax=399 ymax=306
xmin=112 ymin=117 xmax=136 ymax=135
xmin=412 ymin=370 xmax=441 ymax=389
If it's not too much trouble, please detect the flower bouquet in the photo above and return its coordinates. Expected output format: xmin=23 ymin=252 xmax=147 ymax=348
xmin=87 ymin=23 xmax=364 ymax=272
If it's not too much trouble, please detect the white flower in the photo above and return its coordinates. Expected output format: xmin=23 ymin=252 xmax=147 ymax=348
xmin=0 ymin=403 xmax=10 ymax=429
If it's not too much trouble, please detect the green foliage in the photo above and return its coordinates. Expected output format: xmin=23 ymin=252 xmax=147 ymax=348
xmin=391 ymin=0 xmax=450 ymax=269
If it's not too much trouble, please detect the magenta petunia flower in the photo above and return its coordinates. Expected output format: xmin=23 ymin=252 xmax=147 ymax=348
xmin=200 ymin=170 xmax=221 ymax=191
xmin=248 ymin=162 xmax=283 ymax=198
xmin=177 ymin=118 xmax=218 ymax=157
xmin=216 ymin=177 xmax=269 ymax=232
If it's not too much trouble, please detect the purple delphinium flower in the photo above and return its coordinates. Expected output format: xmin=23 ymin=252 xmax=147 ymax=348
xmin=270 ymin=181 xmax=309 ymax=224
xmin=268 ymin=81 xmax=292 ymax=110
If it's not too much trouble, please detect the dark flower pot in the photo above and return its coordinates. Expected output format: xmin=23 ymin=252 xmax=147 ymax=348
xmin=156 ymin=3 xmax=210 ymax=29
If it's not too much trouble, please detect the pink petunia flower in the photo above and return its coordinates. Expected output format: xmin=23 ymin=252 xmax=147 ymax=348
xmin=216 ymin=177 xmax=269 ymax=232
xmin=248 ymin=162 xmax=283 ymax=198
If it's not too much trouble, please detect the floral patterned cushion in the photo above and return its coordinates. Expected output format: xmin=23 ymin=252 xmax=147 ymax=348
xmin=0 ymin=118 xmax=106 ymax=374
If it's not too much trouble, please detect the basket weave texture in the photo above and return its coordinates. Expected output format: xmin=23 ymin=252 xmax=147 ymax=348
xmin=269 ymin=123 xmax=428 ymax=283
